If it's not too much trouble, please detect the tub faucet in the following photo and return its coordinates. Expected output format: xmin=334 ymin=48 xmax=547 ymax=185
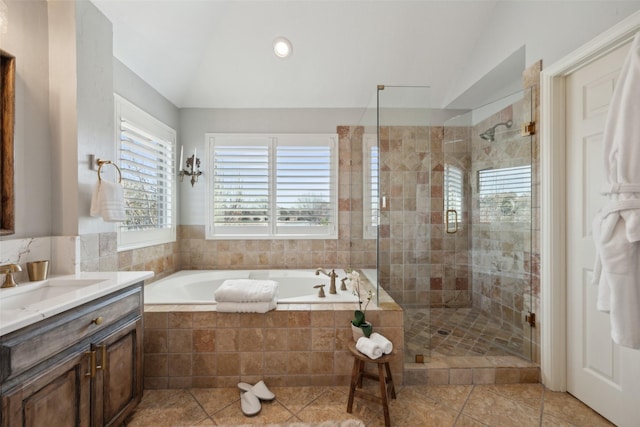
xmin=313 ymin=284 xmax=326 ymax=298
xmin=0 ymin=263 xmax=22 ymax=288
xmin=315 ymin=268 xmax=338 ymax=294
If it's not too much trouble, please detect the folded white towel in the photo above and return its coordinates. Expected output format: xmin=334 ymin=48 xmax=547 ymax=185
xmin=369 ymin=332 xmax=393 ymax=354
xmin=90 ymin=180 xmax=126 ymax=222
xmin=215 ymin=298 xmax=277 ymax=313
xmin=214 ymin=279 xmax=278 ymax=303
xmin=356 ymin=337 xmax=383 ymax=360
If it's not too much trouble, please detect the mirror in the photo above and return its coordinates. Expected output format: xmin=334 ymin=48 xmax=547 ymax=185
xmin=1 ymin=49 xmax=15 ymax=235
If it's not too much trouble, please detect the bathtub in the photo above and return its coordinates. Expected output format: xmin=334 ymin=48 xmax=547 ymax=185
xmin=144 ymin=269 xmax=359 ymax=305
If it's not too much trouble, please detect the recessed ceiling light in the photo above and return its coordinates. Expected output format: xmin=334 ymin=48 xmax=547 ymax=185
xmin=273 ymin=37 xmax=292 ymax=58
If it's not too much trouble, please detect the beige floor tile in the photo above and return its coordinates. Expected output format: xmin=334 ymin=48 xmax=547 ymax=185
xmin=475 ymin=383 xmax=544 ymax=409
xmin=541 ymin=413 xmax=579 ymax=427
xmin=422 ymin=384 xmax=474 ymax=412
xmin=383 ymin=393 xmax=459 ymax=427
xmin=462 ymin=386 xmax=541 ymax=427
xmin=211 ymin=400 xmax=295 ymax=425
xmin=135 ymin=389 xmax=184 ymax=410
xmin=295 ymin=387 xmax=369 ymax=425
xmin=126 ymin=390 xmax=209 ymax=427
xmin=454 ymin=414 xmax=490 ymax=426
xmin=124 ymin=384 xmax=619 ymax=427
xmin=543 ymin=391 xmax=615 ymax=427
xmin=271 ymin=386 xmax=333 ymax=414
xmin=190 ymin=387 xmax=241 ymax=415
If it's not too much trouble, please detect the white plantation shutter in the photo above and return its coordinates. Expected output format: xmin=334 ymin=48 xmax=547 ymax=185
xmin=363 ymin=135 xmax=379 ymax=239
xmin=206 ymin=134 xmax=338 ymax=239
xmin=115 ymin=95 xmax=176 ymax=250
xmin=211 ymin=137 xmax=270 ymax=235
xmin=444 ymin=164 xmax=464 ymax=230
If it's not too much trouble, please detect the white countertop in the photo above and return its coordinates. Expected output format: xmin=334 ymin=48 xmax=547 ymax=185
xmin=0 ymin=271 xmax=154 ymax=336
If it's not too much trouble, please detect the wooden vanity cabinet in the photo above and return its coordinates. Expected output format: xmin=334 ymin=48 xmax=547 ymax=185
xmin=1 ymin=349 xmax=92 ymax=427
xmin=92 ymin=317 xmax=142 ymax=427
xmin=0 ymin=282 xmax=144 ymax=427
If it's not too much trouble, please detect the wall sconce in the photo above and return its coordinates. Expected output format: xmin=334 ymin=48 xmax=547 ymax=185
xmin=178 ymin=146 xmax=202 ymax=187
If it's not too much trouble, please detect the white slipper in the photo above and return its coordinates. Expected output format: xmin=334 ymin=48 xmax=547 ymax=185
xmin=238 ymin=380 xmax=276 ymax=401
xmin=240 ymin=390 xmax=261 ymax=416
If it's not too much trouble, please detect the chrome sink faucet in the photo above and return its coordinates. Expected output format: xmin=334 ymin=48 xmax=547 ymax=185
xmin=0 ymin=263 xmax=22 ymax=288
xmin=315 ymin=268 xmax=338 ymax=294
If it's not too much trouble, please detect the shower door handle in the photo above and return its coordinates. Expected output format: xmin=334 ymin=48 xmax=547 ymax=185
xmin=446 ymin=209 xmax=458 ymax=234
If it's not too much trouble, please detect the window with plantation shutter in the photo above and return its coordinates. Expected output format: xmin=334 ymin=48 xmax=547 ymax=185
xmin=115 ymin=95 xmax=176 ymax=250
xmin=206 ymin=133 xmax=338 ymax=239
xmin=478 ymin=164 xmax=531 ymax=223
xmin=363 ymin=134 xmax=379 ymax=239
xmin=444 ymin=163 xmax=463 ymax=232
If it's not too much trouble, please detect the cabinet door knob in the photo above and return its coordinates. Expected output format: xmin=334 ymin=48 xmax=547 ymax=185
xmin=92 ymin=316 xmax=104 ymax=325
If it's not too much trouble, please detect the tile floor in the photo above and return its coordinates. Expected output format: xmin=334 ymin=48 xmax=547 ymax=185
xmin=125 ymin=383 xmax=613 ymax=426
xmin=404 ymin=307 xmax=526 ymax=361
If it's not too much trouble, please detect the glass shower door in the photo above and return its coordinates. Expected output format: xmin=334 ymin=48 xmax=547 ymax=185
xmin=440 ymin=88 xmax=534 ymax=360
xmin=376 ymin=85 xmax=431 ymax=363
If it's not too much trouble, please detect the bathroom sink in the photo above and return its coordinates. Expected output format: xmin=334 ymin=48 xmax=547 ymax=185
xmin=0 ymin=279 xmax=108 ymax=311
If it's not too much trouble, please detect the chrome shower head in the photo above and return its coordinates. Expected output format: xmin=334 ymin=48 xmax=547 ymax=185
xmin=479 ymin=129 xmax=495 ymax=141
xmin=479 ymin=120 xmax=513 ymax=142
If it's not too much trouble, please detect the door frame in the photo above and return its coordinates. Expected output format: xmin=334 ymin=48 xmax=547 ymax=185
xmin=540 ymin=10 xmax=640 ymax=391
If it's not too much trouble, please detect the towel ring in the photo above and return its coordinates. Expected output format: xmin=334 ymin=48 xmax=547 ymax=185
xmin=96 ymin=159 xmax=122 ymax=183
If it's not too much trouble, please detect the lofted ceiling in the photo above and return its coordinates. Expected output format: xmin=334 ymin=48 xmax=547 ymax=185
xmin=91 ymin=0 xmax=514 ymax=110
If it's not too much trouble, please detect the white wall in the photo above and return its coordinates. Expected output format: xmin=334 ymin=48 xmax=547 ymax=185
xmin=0 ymin=0 xmax=52 ymax=239
xmin=76 ymin=0 xmax=115 ymax=236
xmin=114 ymin=58 xmax=179 ymax=132
xmin=445 ymin=0 xmax=640 ymax=108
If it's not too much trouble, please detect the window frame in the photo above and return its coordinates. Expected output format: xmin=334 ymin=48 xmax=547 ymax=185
xmin=477 ymin=164 xmax=532 ymax=223
xmin=205 ymin=133 xmax=339 ymax=240
xmin=115 ymin=94 xmax=177 ymax=251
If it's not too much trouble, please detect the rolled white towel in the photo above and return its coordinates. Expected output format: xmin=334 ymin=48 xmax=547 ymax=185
xmin=369 ymin=332 xmax=393 ymax=354
xmin=356 ymin=337 xmax=383 ymax=360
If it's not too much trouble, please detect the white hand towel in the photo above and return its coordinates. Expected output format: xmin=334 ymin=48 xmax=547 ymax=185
xmin=90 ymin=181 xmax=126 ymax=222
xmin=215 ymin=298 xmax=277 ymax=313
xmin=356 ymin=337 xmax=383 ymax=360
xmin=369 ymin=332 xmax=393 ymax=354
xmin=214 ymin=279 xmax=278 ymax=303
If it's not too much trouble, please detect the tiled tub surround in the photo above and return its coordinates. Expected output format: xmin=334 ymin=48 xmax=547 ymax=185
xmin=80 ymin=232 xmax=178 ymax=281
xmin=143 ymin=302 xmax=404 ymax=389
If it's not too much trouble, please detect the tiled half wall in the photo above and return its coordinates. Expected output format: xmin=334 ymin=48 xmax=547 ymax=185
xmin=142 ymin=304 xmax=404 ymax=389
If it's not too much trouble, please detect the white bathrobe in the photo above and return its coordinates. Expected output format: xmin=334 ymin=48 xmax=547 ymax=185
xmin=592 ymin=32 xmax=640 ymax=349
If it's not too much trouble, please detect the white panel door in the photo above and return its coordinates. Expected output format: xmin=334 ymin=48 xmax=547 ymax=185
xmin=566 ymin=41 xmax=640 ymax=427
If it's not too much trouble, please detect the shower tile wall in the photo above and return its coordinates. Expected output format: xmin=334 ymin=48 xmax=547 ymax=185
xmin=439 ymin=125 xmax=473 ymax=308
xmin=376 ymin=126 xmax=432 ymax=306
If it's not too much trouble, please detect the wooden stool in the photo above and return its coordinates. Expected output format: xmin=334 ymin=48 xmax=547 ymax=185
xmin=346 ymin=340 xmax=396 ymax=427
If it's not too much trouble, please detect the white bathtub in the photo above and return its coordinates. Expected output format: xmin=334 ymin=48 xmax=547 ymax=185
xmin=144 ymin=269 xmax=359 ymax=304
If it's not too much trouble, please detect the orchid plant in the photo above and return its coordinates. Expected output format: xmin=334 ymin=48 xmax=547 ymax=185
xmin=347 ymin=270 xmax=374 ymax=337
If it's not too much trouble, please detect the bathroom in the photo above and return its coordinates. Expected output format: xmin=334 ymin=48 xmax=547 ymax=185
xmin=2 ymin=1 xmax=640 ymax=426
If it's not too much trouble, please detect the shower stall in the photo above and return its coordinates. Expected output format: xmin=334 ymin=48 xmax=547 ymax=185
xmin=354 ymin=85 xmax=535 ymax=363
